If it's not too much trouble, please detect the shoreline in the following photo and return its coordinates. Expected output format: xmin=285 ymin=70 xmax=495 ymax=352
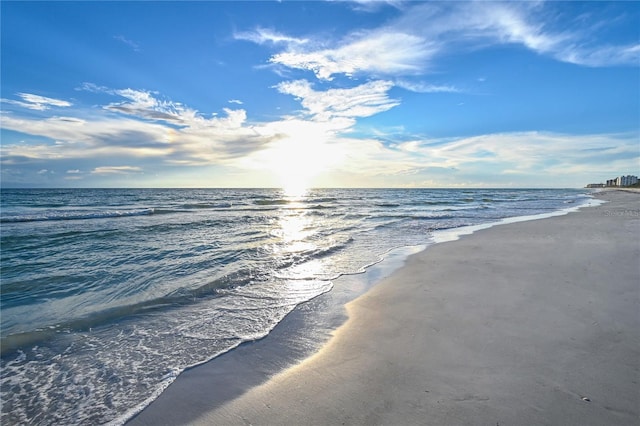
xmin=129 ymin=190 xmax=639 ymax=425
xmin=124 ymin=244 xmax=427 ymax=426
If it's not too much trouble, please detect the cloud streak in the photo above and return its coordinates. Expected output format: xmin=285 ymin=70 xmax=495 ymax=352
xmin=394 ymin=80 xmax=460 ymax=93
xmin=234 ymin=27 xmax=309 ymax=46
xmin=114 ymin=35 xmax=140 ymax=51
xmin=92 ymin=166 xmax=142 ymax=175
xmin=249 ymin=2 xmax=638 ymax=82
xmin=1 ymin=93 xmax=72 ymax=111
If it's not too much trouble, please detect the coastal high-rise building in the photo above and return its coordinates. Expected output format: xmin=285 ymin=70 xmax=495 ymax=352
xmin=615 ymin=175 xmax=638 ymax=186
xmin=601 ymin=175 xmax=637 ymax=187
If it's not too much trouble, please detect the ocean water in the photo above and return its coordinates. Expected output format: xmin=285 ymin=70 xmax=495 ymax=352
xmin=0 ymin=188 xmax=593 ymax=424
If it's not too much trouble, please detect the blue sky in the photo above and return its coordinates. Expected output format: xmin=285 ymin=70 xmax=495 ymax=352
xmin=1 ymin=1 xmax=638 ymax=188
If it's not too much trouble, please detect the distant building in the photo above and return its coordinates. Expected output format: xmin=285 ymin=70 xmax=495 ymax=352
xmin=602 ymin=175 xmax=638 ymax=187
xmin=616 ymin=175 xmax=638 ymax=186
xmin=586 ymin=183 xmax=605 ymax=188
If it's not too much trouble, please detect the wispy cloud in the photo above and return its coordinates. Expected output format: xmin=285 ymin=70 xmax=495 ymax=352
xmin=394 ymin=131 xmax=639 ymax=180
xmin=338 ymin=0 xmax=406 ymax=12
xmin=248 ymin=2 xmax=638 ymax=83
xmin=104 ymin=88 xmax=186 ymax=122
xmin=234 ymin=27 xmax=309 ymax=46
xmin=404 ymin=2 xmax=639 ymax=68
xmin=92 ymin=166 xmax=142 ymax=175
xmin=275 ymin=79 xmax=399 ymax=121
xmin=114 ymin=35 xmax=140 ymax=51
xmin=1 ymin=93 xmax=72 ymax=111
xmin=76 ymin=82 xmax=112 ymax=93
xmin=395 ymin=80 xmax=461 ymax=93
xmin=270 ymin=30 xmax=435 ymax=80
xmin=558 ymin=42 xmax=640 ymax=67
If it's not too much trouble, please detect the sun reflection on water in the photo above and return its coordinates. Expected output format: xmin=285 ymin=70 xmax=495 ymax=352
xmin=265 ymin=193 xmax=335 ymax=289
xmin=272 ymin=209 xmax=314 ymax=253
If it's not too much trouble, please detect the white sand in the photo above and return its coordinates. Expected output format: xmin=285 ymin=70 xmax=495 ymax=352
xmin=130 ymin=190 xmax=639 ymax=425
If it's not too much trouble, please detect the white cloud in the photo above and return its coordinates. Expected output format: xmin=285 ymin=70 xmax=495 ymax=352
xmin=18 ymin=93 xmax=72 ymax=109
xmin=389 ymin=131 xmax=640 ymax=180
xmin=0 ymin=88 xmax=278 ymax=169
xmin=76 ymin=82 xmax=112 ymax=93
xmin=258 ymin=2 xmax=638 ymax=83
xmin=79 ymin=85 xmax=184 ymax=121
xmin=558 ymin=42 xmax=640 ymax=67
xmin=115 ymin=89 xmax=158 ymax=109
xmin=462 ymin=3 xmax=563 ymax=52
xmin=317 ymin=130 xmax=638 ymax=187
xmin=105 ymin=88 xmax=185 ymax=121
xmin=1 ymin=93 xmax=72 ymax=111
xmin=0 ymin=114 xmax=168 ymax=155
xmin=92 ymin=166 xmax=142 ymax=175
xmin=275 ymin=79 xmax=399 ymax=121
xmin=395 ymin=80 xmax=460 ymax=93
xmin=271 ymin=30 xmax=435 ymax=80
xmin=228 ymin=99 xmax=243 ymax=105
xmin=2 ymin=79 xmax=636 ymax=188
xmin=407 ymin=2 xmax=639 ymax=68
xmin=234 ymin=27 xmax=309 ymax=46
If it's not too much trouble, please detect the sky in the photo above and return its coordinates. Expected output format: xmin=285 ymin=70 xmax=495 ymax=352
xmin=1 ymin=1 xmax=639 ymax=189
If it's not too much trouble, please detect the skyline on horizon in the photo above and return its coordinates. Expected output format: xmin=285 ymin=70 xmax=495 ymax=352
xmin=1 ymin=1 xmax=639 ymax=189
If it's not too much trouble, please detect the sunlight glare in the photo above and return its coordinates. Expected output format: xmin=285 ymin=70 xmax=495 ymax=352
xmin=263 ymin=120 xmax=344 ymax=192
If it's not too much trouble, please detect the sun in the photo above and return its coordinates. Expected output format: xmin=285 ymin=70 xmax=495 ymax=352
xmin=273 ymin=140 xmax=320 ymax=194
xmin=282 ymin=181 xmax=309 ymax=198
xmin=261 ymin=120 xmax=344 ymax=193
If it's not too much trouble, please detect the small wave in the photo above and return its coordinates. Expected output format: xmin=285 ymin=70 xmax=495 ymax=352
xmin=411 ymin=200 xmax=454 ymax=206
xmin=180 ymin=203 xmax=232 ymax=209
xmin=308 ymin=204 xmax=332 ymax=210
xmin=1 ymin=281 xmax=231 ymax=355
xmin=308 ymin=197 xmax=337 ymax=203
xmin=29 ymin=202 xmax=68 ymax=208
xmin=0 ymin=208 xmax=155 ymax=223
xmin=375 ymin=213 xmax=456 ymax=221
xmin=253 ymin=199 xmax=289 ymax=206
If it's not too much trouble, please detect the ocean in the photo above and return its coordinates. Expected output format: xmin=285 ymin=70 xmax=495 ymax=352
xmin=0 ymin=188 xmax=595 ymax=425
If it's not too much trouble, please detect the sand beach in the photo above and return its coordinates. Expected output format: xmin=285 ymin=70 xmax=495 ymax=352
xmin=130 ymin=189 xmax=639 ymax=426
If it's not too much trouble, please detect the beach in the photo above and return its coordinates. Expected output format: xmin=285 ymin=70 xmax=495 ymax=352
xmin=130 ymin=189 xmax=639 ymax=426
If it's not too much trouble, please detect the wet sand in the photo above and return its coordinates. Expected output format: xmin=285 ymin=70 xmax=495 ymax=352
xmin=130 ymin=189 xmax=639 ymax=426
